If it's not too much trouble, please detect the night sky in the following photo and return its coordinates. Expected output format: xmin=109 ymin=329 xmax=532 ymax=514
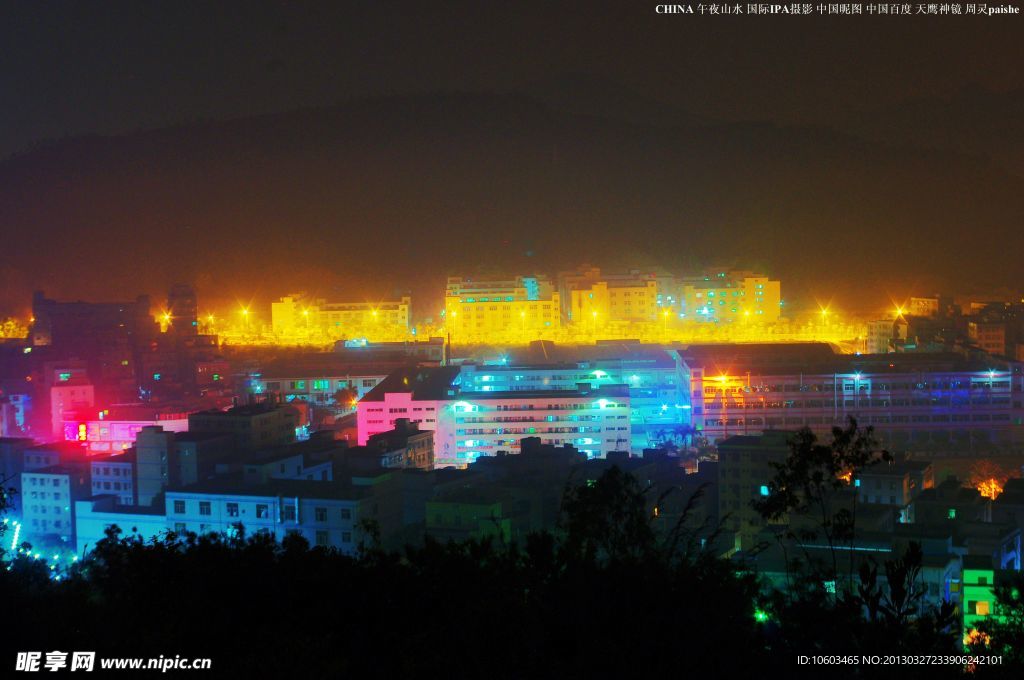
xmin=1 ymin=1 xmax=1022 ymax=316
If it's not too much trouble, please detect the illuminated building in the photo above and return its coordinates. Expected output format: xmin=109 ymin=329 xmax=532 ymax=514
xmin=0 ymin=392 xmax=31 ymax=437
xmin=74 ymin=496 xmax=165 ymax=556
xmin=444 ymin=275 xmax=560 ymax=340
xmin=271 ymin=294 xmax=411 ymax=338
xmin=961 ymin=555 xmax=1001 ymax=640
xmin=20 ymin=463 xmax=91 ymax=545
xmin=680 ymin=270 xmax=781 ymax=322
xmin=45 ymin=362 xmax=94 ymax=438
xmin=909 ymin=296 xmax=940 ymax=318
xmin=557 ymin=266 xmax=680 ymax=323
xmin=164 ymin=479 xmax=367 ymax=553
xmin=252 ymin=368 xmax=389 ymax=405
xmin=439 ymin=386 xmax=630 ymax=466
xmin=682 ymin=343 xmax=1022 ymax=450
xmin=188 ymin=402 xmax=300 ymax=451
xmin=968 ymin=321 xmax=1007 ymax=356
xmin=357 ymin=366 xmax=631 ymax=466
xmin=356 ymin=366 xmax=461 ymax=447
xmin=866 ymin=318 xmax=907 ymax=354
xmin=64 ymin=405 xmax=192 ymax=453
xmin=457 ymin=349 xmax=689 ymax=450
xmin=568 ymin=279 xmax=659 ymax=323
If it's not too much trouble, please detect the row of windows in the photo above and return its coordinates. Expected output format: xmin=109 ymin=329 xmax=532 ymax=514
xmin=27 ymin=491 xmax=64 ymax=500
xmin=703 ymin=413 xmax=1012 ymax=426
xmin=172 ymin=499 xmax=353 ymax=521
xmin=28 ymin=505 xmax=66 ymax=515
xmin=92 ymin=466 xmax=128 ymax=477
xmin=27 ymin=477 xmax=64 ymax=487
xmin=703 ymin=397 xmax=1008 ymax=409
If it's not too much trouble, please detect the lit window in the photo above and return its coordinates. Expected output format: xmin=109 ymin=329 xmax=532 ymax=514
xmin=759 ymin=485 xmax=769 ymax=497
xmin=976 ymin=601 xmax=990 ymax=616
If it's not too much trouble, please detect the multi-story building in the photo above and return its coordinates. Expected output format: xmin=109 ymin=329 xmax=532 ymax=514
xmin=366 ymin=418 xmax=435 ymax=470
xmin=865 ymin=318 xmax=907 ymax=354
xmin=680 ymin=270 xmax=781 ymax=323
xmin=164 ymin=479 xmax=368 ymax=553
xmin=682 ymin=343 xmax=1023 ymax=450
xmin=0 ymin=437 xmax=35 ymax=513
xmin=252 ymin=368 xmax=389 ymax=405
xmin=457 ymin=349 xmax=689 ymax=450
xmin=557 ymin=266 xmax=680 ymax=324
xmin=62 ymin=403 xmax=195 ymax=454
xmin=135 ymin=426 xmax=234 ymax=505
xmin=166 ymin=284 xmax=199 ymax=335
xmin=909 ymin=297 xmax=940 ymax=318
xmin=968 ymin=321 xmax=1007 ymax=357
xmin=188 ymin=403 xmax=299 ymax=451
xmin=357 ymin=366 xmax=632 ymax=466
xmin=856 ymin=459 xmax=934 ymax=523
xmin=356 ymin=365 xmax=460 ymax=446
xmin=74 ymin=495 xmax=166 ymax=556
xmin=271 ymin=294 xmax=411 ymax=337
xmin=444 ymin=275 xmax=560 ymax=339
xmin=30 ymin=290 xmax=157 ymax=396
xmin=89 ymin=452 xmax=136 ymax=505
xmin=20 ymin=463 xmax=91 ymax=545
xmin=716 ymin=431 xmax=793 ymax=551
xmin=44 ymin=361 xmax=94 ymax=439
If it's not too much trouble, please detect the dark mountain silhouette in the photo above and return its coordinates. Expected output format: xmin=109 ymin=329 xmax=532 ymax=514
xmin=0 ymin=90 xmax=1020 ymax=318
xmin=837 ymin=84 xmax=1024 ymax=179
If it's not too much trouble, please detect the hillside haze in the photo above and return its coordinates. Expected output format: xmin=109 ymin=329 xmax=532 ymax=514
xmin=1 ymin=87 xmax=1021 ymax=318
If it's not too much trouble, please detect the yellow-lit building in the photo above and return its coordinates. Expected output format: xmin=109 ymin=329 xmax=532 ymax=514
xmin=681 ymin=271 xmax=781 ymax=322
xmin=444 ymin=276 xmax=560 ymax=339
xmin=569 ymin=280 xmax=659 ymax=323
xmin=272 ymin=295 xmax=411 ymax=337
xmin=557 ymin=266 xmax=681 ymax=324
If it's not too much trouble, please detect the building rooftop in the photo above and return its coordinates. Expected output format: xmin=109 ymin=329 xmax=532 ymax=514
xmin=191 ymin=403 xmax=297 ymax=418
xmin=81 ymin=494 xmax=165 ymax=515
xmin=89 ymin=450 xmax=136 ymax=464
xmin=359 ymin=366 xmax=462 ymax=402
xmin=678 ymin=343 xmax=1011 ymax=375
xmin=174 ymin=431 xmax=233 ymax=443
xmin=166 ymin=477 xmax=372 ymax=501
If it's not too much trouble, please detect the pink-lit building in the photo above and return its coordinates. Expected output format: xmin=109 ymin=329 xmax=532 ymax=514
xmin=63 ymin=405 xmax=192 ymax=453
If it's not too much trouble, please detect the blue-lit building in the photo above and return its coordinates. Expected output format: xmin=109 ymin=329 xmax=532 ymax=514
xmin=681 ymin=343 xmax=1024 ymax=450
xmin=458 ymin=349 xmax=690 ymax=450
